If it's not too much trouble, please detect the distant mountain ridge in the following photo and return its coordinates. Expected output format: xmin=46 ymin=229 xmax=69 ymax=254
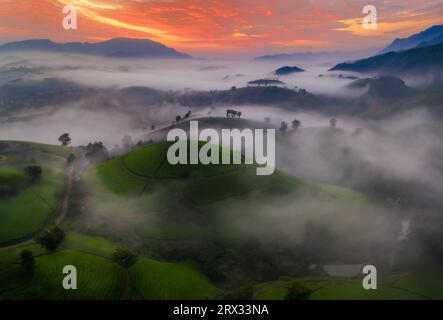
xmin=255 ymin=51 xmax=330 ymax=61
xmin=380 ymin=25 xmax=443 ymax=54
xmin=253 ymin=50 xmax=376 ymax=62
xmin=330 ymin=42 xmax=443 ymax=74
xmin=0 ymin=38 xmax=191 ymax=59
xmin=274 ymin=66 xmax=304 ymax=75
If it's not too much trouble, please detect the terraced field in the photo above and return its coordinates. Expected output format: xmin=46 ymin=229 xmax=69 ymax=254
xmin=130 ymin=258 xmax=219 ymax=299
xmin=0 ymin=233 xmax=219 ymax=300
xmin=4 ymin=250 xmax=126 ymax=300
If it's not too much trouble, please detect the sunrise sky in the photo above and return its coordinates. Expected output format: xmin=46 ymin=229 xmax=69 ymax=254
xmin=0 ymin=0 xmax=442 ymax=56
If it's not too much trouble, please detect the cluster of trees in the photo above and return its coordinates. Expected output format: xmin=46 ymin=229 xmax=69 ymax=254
xmin=226 ymin=109 xmax=242 ymax=118
xmin=278 ymin=118 xmax=337 ymax=132
xmin=279 ymin=119 xmax=301 ymax=132
xmin=175 ymin=110 xmax=192 ymax=123
xmin=34 ymin=225 xmax=65 ymax=252
xmin=84 ymin=141 xmax=109 ymax=164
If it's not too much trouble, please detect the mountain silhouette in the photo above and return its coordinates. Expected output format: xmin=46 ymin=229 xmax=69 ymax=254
xmin=380 ymin=25 xmax=443 ymax=54
xmin=0 ymin=38 xmax=191 ymax=59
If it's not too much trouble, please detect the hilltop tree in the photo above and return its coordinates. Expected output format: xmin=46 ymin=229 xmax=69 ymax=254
xmin=58 ymin=133 xmax=71 ymax=146
xmin=112 ymin=247 xmax=138 ymax=269
xmin=24 ymin=165 xmax=42 ymax=181
xmin=84 ymin=142 xmax=109 ymax=164
xmin=184 ymin=110 xmax=192 ymax=119
xmin=176 ymin=115 xmax=182 ymax=122
xmin=34 ymin=225 xmax=65 ymax=252
xmin=292 ymin=119 xmax=302 ymax=130
xmin=280 ymin=121 xmax=288 ymax=132
xmin=20 ymin=250 xmax=35 ymax=276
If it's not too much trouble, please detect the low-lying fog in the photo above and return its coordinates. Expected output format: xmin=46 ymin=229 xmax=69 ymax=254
xmin=0 ymin=51 xmax=376 ymax=147
xmin=1 ymin=52 xmax=442 ymax=268
xmin=0 ymin=52 xmax=365 ymax=95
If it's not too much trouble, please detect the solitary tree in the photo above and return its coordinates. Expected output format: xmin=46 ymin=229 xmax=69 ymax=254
xmin=330 ymin=118 xmax=338 ymax=128
xmin=292 ymin=119 xmax=302 ymax=130
xmin=24 ymin=165 xmax=42 ymax=181
xmin=20 ymin=250 xmax=35 ymax=276
xmin=58 ymin=133 xmax=71 ymax=146
xmin=34 ymin=225 xmax=65 ymax=252
xmin=237 ymin=111 xmax=242 ymax=119
xmin=112 ymin=247 xmax=138 ymax=269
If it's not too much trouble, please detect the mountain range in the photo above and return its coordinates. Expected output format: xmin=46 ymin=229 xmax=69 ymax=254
xmin=330 ymin=25 xmax=443 ymax=75
xmin=330 ymin=42 xmax=443 ymax=74
xmin=0 ymin=38 xmax=191 ymax=59
xmin=380 ymin=25 xmax=443 ymax=54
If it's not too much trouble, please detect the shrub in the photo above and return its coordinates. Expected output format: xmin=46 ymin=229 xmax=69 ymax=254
xmin=112 ymin=247 xmax=138 ymax=269
xmin=285 ymin=281 xmax=312 ymax=300
xmin=20 ymin=250 xmax=35 ymax=276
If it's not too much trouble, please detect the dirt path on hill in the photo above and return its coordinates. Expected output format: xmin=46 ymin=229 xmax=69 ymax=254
xmin=120 ymin=271 xmax=132 ymax=300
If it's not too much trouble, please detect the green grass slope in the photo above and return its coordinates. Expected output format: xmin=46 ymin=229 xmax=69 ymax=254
xmin=0 ymin=141 xmax=69 ymax=244
xmin=130 ymin=258 xmax=219 ymax=299
xmin=74 ymin=141 xmax=369 ymax=254
xmin=4 ymin=250 xmax=126 ymax=300
xmin=0 ymin=233 xmax=219 ymax=300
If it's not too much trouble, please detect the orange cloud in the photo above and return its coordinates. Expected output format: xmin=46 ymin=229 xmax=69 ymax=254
xmin=0 ymin=0 xmax=442 ymax=54
xmin=336 ymin=16 xmax=443 ymax=37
